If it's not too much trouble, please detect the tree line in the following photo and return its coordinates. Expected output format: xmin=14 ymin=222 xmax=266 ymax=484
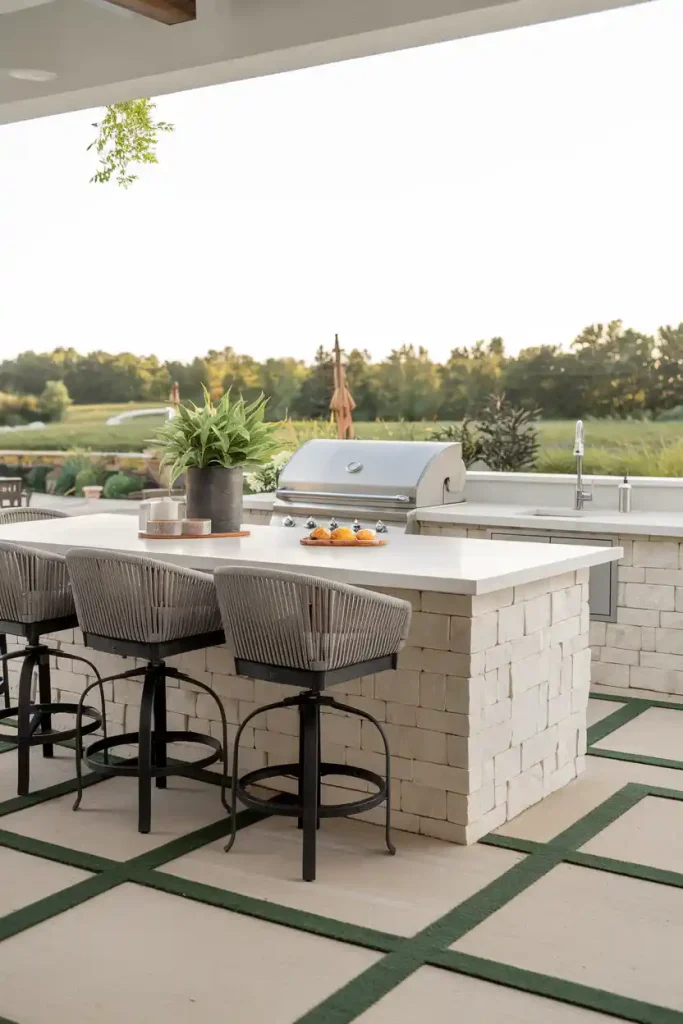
xmin=2 ymin=319 xmax=683 ymax=421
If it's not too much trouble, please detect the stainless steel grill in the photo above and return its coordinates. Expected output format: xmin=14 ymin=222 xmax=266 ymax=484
xmin=271 ymin=439 xmax=465 ymax=533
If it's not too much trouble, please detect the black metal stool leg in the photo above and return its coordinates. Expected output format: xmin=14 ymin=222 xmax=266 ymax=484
xmin=73 ymin=675 xmax=106 ymax=810
xmin=37 ymin=650 xmax=53 ymax=759
xmin=153 ymin=673 xmax=167 ymax=790
xmin=166 ymin=669 xmax=231 ymax=813
xmin=224 ymin=698 xmax=290 ymax=853
xmin=137 ymin=667 xmax=156 ymax=834
xmin=53 ymin=649 xmax=109 ymax=763
xmin=300 ymin=698 xmax=319 ymax=882
xmin=0 ymin=634 xmax=10 ymax=710
xmin=17 ymin=654 xmax=36 ymax=796
xmin=328 ymin=697 xmax=396 ymax=856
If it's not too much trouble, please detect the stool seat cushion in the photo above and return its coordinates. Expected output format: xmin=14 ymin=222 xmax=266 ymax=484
xmin=0 ymin=542 xmax=75 ymax=624
xmin=215 ymin=566 xmax=412 ymax=673
xmin=66 ymin=548 xmax=221 ymax=644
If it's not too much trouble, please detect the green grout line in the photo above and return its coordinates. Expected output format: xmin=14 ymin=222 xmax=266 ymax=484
xmin=642 ymin=784 xmax=683 ymax=801
xmin=0 ymin=827 xmax=114 ymax=874
xmin=0 ymin=768 xmax=105 ymax=819
xmin=0 ymin=868 xmax=130 ymax=943
xmin=548 ymin=783 xmax=649 ymax=850
xmin=483 ymin=829 xmax=683 ymax=893
xmin=135 ymin=868 xmax=402 ymax=955
xmin=480 ymin=833 xmax=543 ymax=856
xmin=0 ymin=802 xmax=274 ymax=945
xmin=293 ymin=848 xmax=564 ymax=1024
xmin=587 ymin=701 xmax=650 ymax=746
xmin=591 ymin=692 xmax=683 ymax=714
xmin=589 ymin=747 xmax=683 ymax=772
xmin=566 ymin=850 xmax=683 ymax=890
xmin=429 ymin=950 xmax=683 ymax=1024
xmin=122 ymin=795 xmax=288 ymax=872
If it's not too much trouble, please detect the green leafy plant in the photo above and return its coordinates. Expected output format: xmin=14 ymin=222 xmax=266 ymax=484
xmin=89 ymin=100 xmax=174 ymax=189
xmin=245 ymin=451 xmax=291 ymax=493
xmin=102 ymin=472 xmax=141 ymax=499
xmin=476 ymin=394 xmax=540 ymax=472
xmin=53 ymin=455 xmax=92 ymax=495
xmin=430 ymin=419 xmax=484 ymax=468
xmin=149 ymin=388 xmax=283 ymax=484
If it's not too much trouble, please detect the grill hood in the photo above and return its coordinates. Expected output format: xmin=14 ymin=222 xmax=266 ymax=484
xmin=276 ymin=439 xmax=465 ymax=514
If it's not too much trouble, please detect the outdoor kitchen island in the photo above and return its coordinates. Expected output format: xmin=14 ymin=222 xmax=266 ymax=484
xmin=0 ymin=513 xmax=621 ymax=844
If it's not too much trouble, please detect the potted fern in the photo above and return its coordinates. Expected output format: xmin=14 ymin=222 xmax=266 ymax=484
xmin=150 ymin=388 xmax=282 ymax=533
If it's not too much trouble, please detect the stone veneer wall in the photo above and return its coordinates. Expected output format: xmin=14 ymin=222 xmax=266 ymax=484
xmin=4 ymin=569 xmax=590 ymax=845
xmin=421 ymin=522 xmax=683 ymax=698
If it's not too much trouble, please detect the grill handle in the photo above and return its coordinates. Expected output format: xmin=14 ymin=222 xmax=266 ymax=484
xmin=276 ymin=488 xmax=412 ymax=505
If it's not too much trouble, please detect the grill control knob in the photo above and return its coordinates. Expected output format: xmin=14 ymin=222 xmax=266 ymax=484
xmin=375 ymin=520 xmax=388 ymax=534
xmin=305 ymin=517 xmax=317 ymax=530
xmin=329 ymin=518 xmax=339 ymax=531
xmin=351 ymin=519 xmax=362 ymax=533
xmin=282 ymin=515 xmax=296 ymax=527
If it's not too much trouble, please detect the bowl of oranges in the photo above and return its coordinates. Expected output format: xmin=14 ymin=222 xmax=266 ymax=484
xmin=301 ymin=526 xmax=386 ymax=547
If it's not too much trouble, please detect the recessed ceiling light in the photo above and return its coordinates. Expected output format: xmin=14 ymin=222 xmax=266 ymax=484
xmin=6 ymin=68 xmax=58 ymax=82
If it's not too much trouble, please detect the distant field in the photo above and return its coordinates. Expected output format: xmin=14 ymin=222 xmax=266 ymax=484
xmin=2 ymin=406 xmax=683 ymax=476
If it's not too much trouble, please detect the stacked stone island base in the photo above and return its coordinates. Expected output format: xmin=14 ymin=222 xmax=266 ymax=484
xmin=3 ymin=568 xmax=590 ymax=845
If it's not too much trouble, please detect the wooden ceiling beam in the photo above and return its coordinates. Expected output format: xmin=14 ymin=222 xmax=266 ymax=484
xmin=100 ymin=0 xmax=196 ymax=26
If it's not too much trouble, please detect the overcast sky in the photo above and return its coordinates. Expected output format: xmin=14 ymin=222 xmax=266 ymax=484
xmin=0 ymin=0 xmax=681 ymax=365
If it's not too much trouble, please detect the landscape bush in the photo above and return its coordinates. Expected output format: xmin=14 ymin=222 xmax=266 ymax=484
xmin=74 ymin=468 xmax=100 ymax=495
xmin=25 ymin=465 xmax=51 ymax=493
xmin=0 ymin=392 xmax=40 ymax=427
xmin=102 ymin=472 xmax=141 ymax=499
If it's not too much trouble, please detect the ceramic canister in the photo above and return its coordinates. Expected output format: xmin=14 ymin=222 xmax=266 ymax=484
xmin=148 ymin=497 xmax=182 ymax=522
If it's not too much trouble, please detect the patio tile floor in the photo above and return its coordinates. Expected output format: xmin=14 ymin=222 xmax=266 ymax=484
xmin=0 ymin=694 xmax=680 ymax=1023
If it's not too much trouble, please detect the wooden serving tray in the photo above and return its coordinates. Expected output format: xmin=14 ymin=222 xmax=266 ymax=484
xmin=300 ymin=538 xmax=387 ymax=547
xmin=138 ymin=530 xmax=251 ymax=540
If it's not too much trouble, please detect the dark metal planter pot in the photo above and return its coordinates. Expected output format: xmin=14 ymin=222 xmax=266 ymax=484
xmin=185 ymin=466 xmax=243 ymax=533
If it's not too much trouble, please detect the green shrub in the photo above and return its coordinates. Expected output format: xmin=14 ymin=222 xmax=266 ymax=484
xmin=25 ymin=465 xmax=51 ymax=493
xmin=102 ymin=472 xmax=140 ymax=499
xmin=0 ymin=391 xmax=40 ymax=427
xmin=430 ymin=420 xmax=483 ymax=468
xmin=53 ymin=456 xmax=91 ymax=495
xmin=37 ymin=381 xmax=72 ymax=423
xmin=245 ymin=451 xmax=291 ymax=493
xmin=74 ymin=468 xmax=99 ymax=496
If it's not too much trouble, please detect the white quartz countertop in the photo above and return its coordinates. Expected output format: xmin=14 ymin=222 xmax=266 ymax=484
xmin=415 ymin=502 xmax=683 ymax=538
xmin=0 ymin=513 xmax=621 ymax=596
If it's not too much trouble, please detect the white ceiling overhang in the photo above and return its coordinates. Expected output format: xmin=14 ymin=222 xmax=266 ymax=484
xmin=0 ymin=0 xmax=652 ymax=125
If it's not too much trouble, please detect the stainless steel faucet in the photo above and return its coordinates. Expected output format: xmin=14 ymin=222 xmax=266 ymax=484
xmin=574 ymin=419 xmax=592 ymax=510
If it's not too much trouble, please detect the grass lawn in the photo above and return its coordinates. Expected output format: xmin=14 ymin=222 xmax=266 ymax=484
xmin=1 ymin=405 xmax=683 ymax=475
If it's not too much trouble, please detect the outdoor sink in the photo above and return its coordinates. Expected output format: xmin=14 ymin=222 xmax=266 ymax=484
xmin=528 ymin=508 xmax=590 ymax=517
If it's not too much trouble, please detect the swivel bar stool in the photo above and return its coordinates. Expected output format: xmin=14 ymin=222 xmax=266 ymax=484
xmin=0 ymin=540 xmax=105 ymax=795
xmin=214 ymin=566 xmax=412 ymax=882
xmin=0 ymin=508 xmax=69 ymax=711
xmin=67 ymin=549 xmax=231 ymax=834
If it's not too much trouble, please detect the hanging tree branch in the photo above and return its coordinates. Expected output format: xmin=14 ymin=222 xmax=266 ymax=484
xmin=88 ymin=98 xmax=174 ymax=189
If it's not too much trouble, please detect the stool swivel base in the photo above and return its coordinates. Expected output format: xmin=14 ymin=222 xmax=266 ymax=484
xmin=0 ymin=616 xmax=105 ymax=796
xmin=225 ymin=665 xmax=396 ymax=883
xmin=75 ymin=641 xmax=230 ymax=834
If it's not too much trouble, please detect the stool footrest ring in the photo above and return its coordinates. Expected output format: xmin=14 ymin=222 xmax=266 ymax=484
xmin=84 ymin=730 xmax=222 ymax=778
xmin=0 ymin=703 xmax=102 ymax=746
xmin=237 ymin=761 xmax=387 ymax=819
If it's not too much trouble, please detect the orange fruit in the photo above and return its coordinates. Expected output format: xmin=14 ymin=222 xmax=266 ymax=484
xmin=331 ymin=527 xmax=356 ymax=541
xmin=310 ymin=526 xmax=331 ymax=540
